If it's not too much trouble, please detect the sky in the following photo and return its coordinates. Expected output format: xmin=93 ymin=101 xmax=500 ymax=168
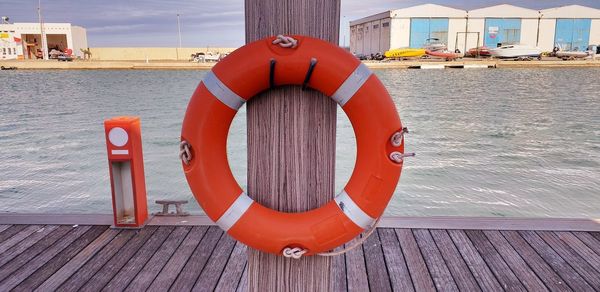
xmin=1 ymin=0 xmax=599 ymax=47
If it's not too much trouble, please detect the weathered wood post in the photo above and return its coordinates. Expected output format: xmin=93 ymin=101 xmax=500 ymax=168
xmin=245 ymin=0 xmax=340 ymax=290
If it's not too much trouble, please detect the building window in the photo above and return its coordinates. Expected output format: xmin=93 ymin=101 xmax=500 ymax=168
xmin=373 ymin=24 xmax=379 ymax=29
xmin=409 ymin=18 xmax=449 ymax=48
xmin=484 ymin=18 xmax=521 ymax=47
xmin=382 ymin=22 xmax=389 ymax=27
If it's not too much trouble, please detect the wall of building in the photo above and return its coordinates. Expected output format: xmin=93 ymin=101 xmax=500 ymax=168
xmin=448 ymin=18 xmax=468 ymax=51
xmin=71 ymin=26 xmax=88 ymax=58
xmin=591 ymin=20 xmax=600 ymax=45
xmin=537 ymin=19 xmax=556 ymax=51
xmin=89 ymin=47 xmax=236 ymax=61
xmin=465 ymin=18 xmax=485 ymax=50
xmin=520 ymin=18 xmax=539 ymax=47
xmin=390 ymin=18 xmax=410 ymax=50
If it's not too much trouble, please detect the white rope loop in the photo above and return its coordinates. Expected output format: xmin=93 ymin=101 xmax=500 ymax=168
xmin=179 ymin=140 xmax=192 ymax=165
xmin=391 ymin=127 xmax=409 ymax=147
xmin=272 ymin=34 xmax=298 ymax=48
xmin=281 ymin=217 xmax=382 ymax=259
xmin=282 ymin=247 xmax=308 ymax=259
xmin=389 ymin=151 xmax=416 ymax=164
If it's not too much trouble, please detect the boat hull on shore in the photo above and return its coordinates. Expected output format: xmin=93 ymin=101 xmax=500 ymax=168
xmin=555 ymin=51 xmax=589 ymax=59
xmin=425 ymin=50 xmax=462 ymax=60
xmin=490 ymin=45 xmax=542 ymax=58
xmin=385 ymin=48 xmax=426 ymax=59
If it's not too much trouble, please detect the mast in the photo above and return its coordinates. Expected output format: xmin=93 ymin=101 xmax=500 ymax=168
xmin=38 ymin=0 xmax=48 ymax=60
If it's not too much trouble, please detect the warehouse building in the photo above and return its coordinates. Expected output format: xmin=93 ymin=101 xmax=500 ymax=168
xmin=465 ymin=4 xmax=539 ymax=52
xmin=350 ymin=4 xmax=600 ymax=55
xmin=538 ymin=5 xmax=600 ymax=51
xmin=0 ymin=22 xmax=87 ymax=60
xmin=349 ymin=4 xmax=467 ymax=55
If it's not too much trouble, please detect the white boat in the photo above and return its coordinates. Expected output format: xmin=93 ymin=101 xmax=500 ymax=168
xmin=423 ymin=38 xmax=447 ymax=52
xmin=489 ymin=44 xmax=542 ymax=59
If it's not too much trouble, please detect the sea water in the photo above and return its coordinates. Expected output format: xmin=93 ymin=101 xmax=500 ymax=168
xmin=1 ymin=68 xmax=599 ymax=217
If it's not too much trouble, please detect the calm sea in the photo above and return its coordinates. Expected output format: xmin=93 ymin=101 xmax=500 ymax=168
xmin=1 ymin=68 xmax=599 ymax=217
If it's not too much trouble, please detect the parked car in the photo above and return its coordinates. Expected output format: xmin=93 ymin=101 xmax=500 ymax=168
xmin=57 ymin=55 xmax=73 ymax=62
xmin=193 ymin=52 xmax=224 ymax=62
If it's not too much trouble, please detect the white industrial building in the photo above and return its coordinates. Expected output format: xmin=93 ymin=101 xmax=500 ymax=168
xmin=350 ymin=4 xmax=600 ymax=55
xmin=0 ymin=22 xmax=87 ymax=60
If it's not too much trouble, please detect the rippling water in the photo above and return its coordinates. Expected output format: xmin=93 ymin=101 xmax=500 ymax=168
xmin=1 ymin=68 xmax=599 ymax=217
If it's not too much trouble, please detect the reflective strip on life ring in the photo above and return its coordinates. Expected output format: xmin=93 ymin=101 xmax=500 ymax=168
xmin=203 ymin=71 xmax=246 ymax=110
xmin=215 ymin=192 xmax=253 ymax=231
xmin=331 ymin=63 xmax=371 ymax=106
xmin=181 ymin=35 xmax=406 ymax=255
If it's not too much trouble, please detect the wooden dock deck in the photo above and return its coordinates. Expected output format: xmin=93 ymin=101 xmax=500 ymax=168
xmin=0 ymin=215 xmax=599 ymax=291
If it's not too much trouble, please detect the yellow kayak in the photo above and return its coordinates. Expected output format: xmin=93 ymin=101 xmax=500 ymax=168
xmin=384 ymin=48 xmax=426 ymax=58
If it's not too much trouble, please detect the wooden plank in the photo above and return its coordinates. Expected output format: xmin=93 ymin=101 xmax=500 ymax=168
xmin=0 ymin=225 xmax=11 ymax=234
xmin=79 ymin=226 xmax=159 ymax=292
xmin=193 ymin=233 xmax=237 ymax=291
xmin=482 ymin=230 xmax=547 ymax=291
xmin=362 ymin=230 xmax=392 ymax=292
xmin=500 ymin=230 xmax=572 ymax=292
xmin=554 ymin=232 xmax=600 ymax=273
xmin=2 ymin=214 xmax=600 ymax=230
xmin=573 ymin=232 xmax=600 ymax=257
xmin=245 ymin=0 xmax=339 ymax=291
xmin=329 ymin=245 xmax=348 ymax=292
xmin=215 ymin=242 xmax=248 ymax=292
xmin=447 ymin=230 xmax=502 ymax=292
xmin=516 ymin=230 xmax=594 ymax=292
xmin=12 ymin=226 xmax=107 ymax=291
xmin=236 ymin=263 xmax=248 ymax=292
xmin=413 ymin=229 xmax=459 ymax=292
xmin=53 ymin=229 xmax=136 ymax=291
xmin=0 ymin=225 xmax=27 ymax=243
xmin=0 ymin=225 xmax=43 ymax=254
xmin=464 ymin=229 xmax=526 ymax=291
xmin=0 ymin=225 xmax=92 ymax=290
xmin=0 ymin=214 xmax=113 ymax=225
xmin=344 ymin=235 xmax=369 ymax=292
xmin=378 ymin=228 xmax=413 ymax=292
xmin=430 ymin=229 xmax=481 ymax=292
xmin=36 ymin=228 xmax=120 ymax=291
xmin=102 ymin=226 xmax=174 ymax=291
xmin=379 ymin=216 xmax=600 ymax=231
xmin=0 ymin=225 xmax=58 ymax=267
xmin=591 ymin=232 xmax=600 ymax=242
xmin=0 ymin=225 xmax=77 ymax=279
xmin=170 ymin=226 xmax=223 ymax=291
xmin=149 ymin=226 xmax=208 ymax=291
xmin=395 ymin=229 xmax=436 ymax=292
xmin=126 ymin=226 xmax=191 ymax=291
xmin=148 ymin=215 xmax=214 ymax=226
xmin=2 ymin=214 xmax=600 ymax=231
xmin=536 ymin=231 xmax=600 ymax=289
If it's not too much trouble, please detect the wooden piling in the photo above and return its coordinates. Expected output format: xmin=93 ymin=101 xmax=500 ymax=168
xmin=245 ymin=0 xmax=340 ymax=290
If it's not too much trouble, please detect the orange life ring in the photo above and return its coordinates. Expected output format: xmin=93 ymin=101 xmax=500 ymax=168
xmin=181 ymin=35 xmax=406 ymax=255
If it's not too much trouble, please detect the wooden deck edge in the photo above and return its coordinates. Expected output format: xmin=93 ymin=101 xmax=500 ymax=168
xmin=1 ymin=214 xmax=599 ymax=231
xmin=377 ymin=216 xmax=600 ymax=231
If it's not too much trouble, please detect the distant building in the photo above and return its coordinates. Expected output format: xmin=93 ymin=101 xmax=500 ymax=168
xmin=350 ymin=4 xmax=600 ymax=55
xmin=0 ymin=22 xmax=87 ymax=60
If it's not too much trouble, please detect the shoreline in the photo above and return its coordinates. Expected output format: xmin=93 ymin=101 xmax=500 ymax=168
xmin=2 ymin=58 xmax=600 ymax=70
